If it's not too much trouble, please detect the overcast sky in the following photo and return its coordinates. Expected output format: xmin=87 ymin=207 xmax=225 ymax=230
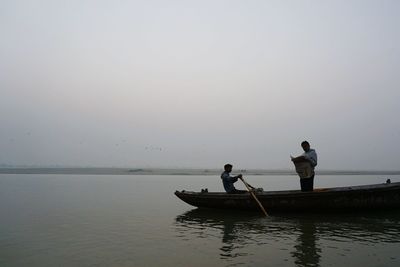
xmin=1 ymin=0 xmax=399 ymax=170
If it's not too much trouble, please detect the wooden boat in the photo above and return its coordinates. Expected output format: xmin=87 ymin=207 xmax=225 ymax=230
xmin=175 ymin=182 xmax=400 ymax=213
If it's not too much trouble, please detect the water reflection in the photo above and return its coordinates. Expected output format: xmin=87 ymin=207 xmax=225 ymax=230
xmin=291 ymin=218 xmax=320 ymax=267
xmin=174 ymin=209 xmax=400 ymax=266
xmin=220 ymin=216 xmax=240 ymax=258
xmin=175 ymin=209 xmax=255 ymax=260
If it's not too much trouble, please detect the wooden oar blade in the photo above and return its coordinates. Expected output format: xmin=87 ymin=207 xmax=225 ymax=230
xmin=240 ymin=177 xmax=268 ymax=217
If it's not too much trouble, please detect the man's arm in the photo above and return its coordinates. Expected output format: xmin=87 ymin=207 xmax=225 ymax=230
xmin=230 ymin=174 xmax=242 ymax=182
xmin=222 ymin=173 xmax=242 ymax=182
xmin=304 ymin=151 xmax=317 ymax=166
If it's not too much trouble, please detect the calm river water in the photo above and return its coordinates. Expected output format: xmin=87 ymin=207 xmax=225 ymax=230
xmin=1 ymin=174 xmax=399 ymax=266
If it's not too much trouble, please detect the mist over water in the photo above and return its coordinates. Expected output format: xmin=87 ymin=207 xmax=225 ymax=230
xmin=1 ymin=1 xmax=400 ymax=170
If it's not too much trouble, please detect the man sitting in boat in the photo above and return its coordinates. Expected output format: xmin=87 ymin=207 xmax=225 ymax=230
xmin=291 ymin=141 xmax=318 ymax=192
xmin=221 ymin=164 xmax=247 ymax=194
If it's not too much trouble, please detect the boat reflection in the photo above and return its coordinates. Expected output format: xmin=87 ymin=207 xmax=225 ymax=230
xmin=174 ymin=209 xmax=400 ymax=266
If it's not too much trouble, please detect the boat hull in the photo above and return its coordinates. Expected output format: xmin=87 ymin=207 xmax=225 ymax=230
xmin=175 ymin=182 xmax=400 ymax=213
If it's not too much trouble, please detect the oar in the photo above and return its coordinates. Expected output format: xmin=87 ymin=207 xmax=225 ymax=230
xmin=239 ymin=177 xmax=268 ymax=217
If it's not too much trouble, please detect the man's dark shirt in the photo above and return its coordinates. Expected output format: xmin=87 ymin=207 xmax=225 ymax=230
xmin=221 ymin=171 xmax=238 ymax=193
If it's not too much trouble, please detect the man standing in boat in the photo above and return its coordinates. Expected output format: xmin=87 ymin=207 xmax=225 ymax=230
xmin=221 ymin=164 xmax=247 ymax=194
xmin=291 ymin=141 xmax=318 ymax=192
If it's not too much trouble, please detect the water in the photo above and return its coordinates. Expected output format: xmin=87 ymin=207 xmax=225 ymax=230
xmin=1 ymin=174 xmax=400 ymax=267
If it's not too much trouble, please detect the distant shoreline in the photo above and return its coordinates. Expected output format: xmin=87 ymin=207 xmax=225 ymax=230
xmin=1 ymin=168 xmax=400 ymax=176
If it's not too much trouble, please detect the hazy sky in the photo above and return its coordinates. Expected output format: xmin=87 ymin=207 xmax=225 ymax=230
xmin=1 ymin=0 xmax=399 ymax=170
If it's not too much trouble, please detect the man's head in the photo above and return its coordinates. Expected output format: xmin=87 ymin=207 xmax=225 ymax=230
xmin=224 ymin=164 xmax=233 ymax=172
xmin=301 ymin=141 xmax=310 ymax=152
